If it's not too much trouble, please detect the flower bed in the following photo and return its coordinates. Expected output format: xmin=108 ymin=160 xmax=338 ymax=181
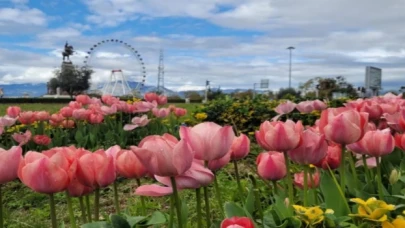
xmin=0 ymin=92 xmax=405 ymax=228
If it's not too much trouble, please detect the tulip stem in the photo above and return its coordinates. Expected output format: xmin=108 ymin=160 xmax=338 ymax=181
xmin=233 ymin=160 xmax=244 ymax=197
xmin=347 ymin=153 xmax=359 ymax=187
xmin=136 ymin=179 xmax=146 ymax=215
xmin=65 ymin=191 xmax=77 ymax=228
xmin=94 ymin=188 xmax=100 ymax=221
xmin=272 ymin=180 xmax=278 ymax=195
xmin=169 ymin=195 xmax=174 ymax=228
xmin=376 ymin=157 xmax=384 ymax=200
xmin=309 ymin=171 xmax=318 ymax=205
xmin=339 ymin=146 xmax=346 ymax=193
xmin=85 ymin=195 xmax=92 ymax=222
xmin=49 ymin=194 xmax=57 ymax=228
xmin=196 ymin=188 xmax=203 ymax=228
xmin=170 ymin=177 xmax=183 ymax=228
xmin=213 ymin=173 xmax=225 ymax=218
xmin=79 ymin=197 xmax=87 ymax=223
xmin=249 ymin=175 xmax=264 ymax=227
xmin=203 ymin=186 xmax=211 ymax=227
xmin=303 ymin=166 xmax=309 ymax=207
xmin=362 ymin=155 xmax=371 ymax=184
xmin=283 ymin=152 xmax=294 ymax=206
xmin=113 ymin=182 xmax=120 ymax=214
xmin=0 ymin=185 xmax=3 ymax=228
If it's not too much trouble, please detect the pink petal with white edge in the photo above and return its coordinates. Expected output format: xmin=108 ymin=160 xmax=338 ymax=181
xmin=123 ymin=124 xmax=138 ymax=131
xmin=355 ymin=157 xmax=379 ymax=168
xmin=135 ymin=184 xmax=173 ymax=197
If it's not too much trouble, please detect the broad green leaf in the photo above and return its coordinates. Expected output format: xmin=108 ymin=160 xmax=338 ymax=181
xmin=224 ymin=202 xmax=246 ymax=218
xmin=244 ymin=186 xmax=255 ymax=215
xmin=110 ymin=214 xmax=130 ymax=228
xmin=319 ymin=172 xmax=349 ymax=217
xmin=125 ymin=216 xmax=147 ymax=227
xmin=145 ymin=211 xmax=166 ymax=225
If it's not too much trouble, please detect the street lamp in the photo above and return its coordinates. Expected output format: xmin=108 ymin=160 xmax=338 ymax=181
xmin=287 ymin=46 xmax=295 ymax=88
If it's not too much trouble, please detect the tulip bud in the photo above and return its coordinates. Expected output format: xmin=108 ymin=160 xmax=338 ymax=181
xmin=389 ymin=169 xmax=400 ymax=185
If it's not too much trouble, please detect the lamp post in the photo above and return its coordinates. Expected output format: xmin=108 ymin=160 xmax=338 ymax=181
xmin=287 ymin=46 xmax=295 ymax=88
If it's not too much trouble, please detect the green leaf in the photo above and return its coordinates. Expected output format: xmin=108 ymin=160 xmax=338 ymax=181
xmin=145 ymin=211 xmax=167 ymax=225
xmin=124 ymin=216 xmax=147 ymax=227
xmin=110 ymin=214 xmax=130 ymax=228
xmin=244 ymin=186 xmax=255 ymax=215
xmin=272 ymin=195 xmax=292 ymax=221
xmin=319 ymin=172 xmax=349 ymax=217
xmin=224 ymin=202 xmax=246 ymax=218
xmin=81 ymin=222 xmax=111 ymax=228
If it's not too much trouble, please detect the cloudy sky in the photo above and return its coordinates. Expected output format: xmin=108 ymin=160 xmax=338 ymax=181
xmin=1 ymin=0 xmax=405 ymax=92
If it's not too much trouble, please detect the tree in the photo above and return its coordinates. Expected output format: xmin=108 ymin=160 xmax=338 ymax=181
xmin=299 ymin=76 xmax=358 ymax=99
xmin=277 ymin=88 xmax=301 ymax=99
xmin=52 ymin=65 xmax=93 ymax=98
xmin=47 ymin=77 xmax=59 ymax=94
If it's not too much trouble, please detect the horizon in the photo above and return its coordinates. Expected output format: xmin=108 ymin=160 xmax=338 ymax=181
xmin=1 ymin=0 xmax=405 ymax=93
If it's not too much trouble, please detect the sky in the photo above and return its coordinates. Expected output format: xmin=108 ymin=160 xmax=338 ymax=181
xmin=1 ymin=0 xmax=405 ymax=92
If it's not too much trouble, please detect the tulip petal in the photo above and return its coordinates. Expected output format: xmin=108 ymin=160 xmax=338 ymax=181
xmin=0 ymin=146 xmax=22 ymax=184
xmin=123 ymin=124 xmax=138 ymax=131
xmin=135 ymin=184 xmax=173 ymax=197
xmin=172 ymin=139 xmax=194 ymax=175
xmin=209 ymin=126 xmax=235 ymax=161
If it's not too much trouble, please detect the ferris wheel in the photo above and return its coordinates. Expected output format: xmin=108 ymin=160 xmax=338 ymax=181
xmin=83 ymin=39 xmax=146 ymax=97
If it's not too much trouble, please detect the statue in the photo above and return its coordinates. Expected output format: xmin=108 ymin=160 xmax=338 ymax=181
xmin=62 ymin=41 xmax=74 ymax=62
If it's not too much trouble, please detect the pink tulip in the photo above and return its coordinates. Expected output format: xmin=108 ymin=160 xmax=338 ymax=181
xmin=274 ymin=100 xmax=296 ymax=114
xmin=359 ymin=129 xmax=395 ymax=157
xmin=135 ymin=161 xmax=214 ymax=197
xmin=380 ymin=103 xmax=398 ymax=115
xmin=0 ymin=115 xmax=17 ymax=127
xmin=157 ymin=95 xmax=168 ymax=105
xmin=358 ymin=101 xmax=383 ymax=121
xmin=100 ymin=105 xmax=118 ymax=115
xmin=383 ymin=112 xmax=404 ymax=132
xmin=355 ymin=156 xmax=380 ymax=168
xmin=314 ymin=144 xmax=342 ymax=170
xmin=18 ymin=151 xmax=69 ymax=193
xmin=144 ymin=92 xmax=159 ymax=103
xmin=294 ymin=170 xmax=320 ymax=189
xmin=68 ymin=101 xmax=82 ymax=109
xmin=50 ymin=113 xmax=64 ymax=124
xmin=101 ymin=95 xmax=120 ymax=106
xmin=313 ymin=100 xmax=327 ymax=110
xmin=318 ymin=107 xmax=350 ymax=133
xmin=6 ymin=106 xmax=21 ymax=118
xmin=131 ymin=133 xmax=194 ymax=176
xmin=88 ymin=112 xmax=104 ymax=124
xmin=33 ymin=135 xmax=52 ymax=146
xmin=12 ymin=130 xmax=32 ymax=146
xmin=61 ymin=119 xmax=75 ymax=128
xmin=180 ymin=122 xmax=235 ymax=161
xmin=34 ymin=111 xmax=50 ymax=121
xmin=207 ymin=152 xmax=231 ymax=172
xmin=152 ymin=107 xmax=170 ymax=118
xmin=322 ymin=109 xmax=369 ymax=145
xmin=123 ymin=115 xmax=150 ymax=131
xmin=0 ymin=146 xmax=22 ymax=184
xmin=174 ymin=108 xmax=187 ymax=117
xmin=288 ymin=130 xmax=328 ymax=165
xmin=255 ymin=120 xmax=302 ymax=151
xmin=116 ymin=149 xmax=147 ymax=179
xmin=60 ymin=106 xmax=74 ymax=118
xmin=256 ymin=151 xmax=286 ymax=181
xmin=18 ymin=111 xmax=36 ymax=125
xmin=76 ymin=149 xmax=116 ymax=188
xmin=395 ymin=133 xmax=405 ymax=151
xmin=76 ymin=94 xmax=91 ymax=105
xmin=230 ymin=134 xmax=250 ymax=161
xmin=72 ymin=108 xmax=91 ymax=120
xmin=133 ymin=101 xmax=157 ymax=113
xmin=296 ymin=101 xmax=314 ymax=113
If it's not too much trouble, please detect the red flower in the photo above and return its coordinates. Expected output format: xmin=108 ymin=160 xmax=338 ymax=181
xmin=221 ymin=217 xmax=255 ymax=228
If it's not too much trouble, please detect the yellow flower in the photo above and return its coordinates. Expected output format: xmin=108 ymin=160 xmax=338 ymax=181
xmin=248 ymin=132 xmax=255 ymax=135
xmin=382 ymin=216 xmax=405 ymax=228
xmin=195 ymin=113 xmax=208 ymax=120
xmin=126 ymin=100 xmax=133 ymax=104
xmin=293 ymin=205 xmax=329 ymax=226
xmin=349 ymin=197 xmax=395 ymax=222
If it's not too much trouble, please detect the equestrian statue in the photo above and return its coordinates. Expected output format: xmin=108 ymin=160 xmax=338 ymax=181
xmin=62 ymin=42 xmax=74 ymax=62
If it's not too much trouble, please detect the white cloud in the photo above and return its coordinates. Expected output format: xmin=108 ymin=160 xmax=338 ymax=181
xmin=0 ymin=7 xmax=46 ymax=26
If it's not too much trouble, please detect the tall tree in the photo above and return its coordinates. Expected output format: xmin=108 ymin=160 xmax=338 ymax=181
xmin=52 ymin=65 xmax=93 ymax=98
xmin=300 ymin=76 xmax=357 ymax=99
